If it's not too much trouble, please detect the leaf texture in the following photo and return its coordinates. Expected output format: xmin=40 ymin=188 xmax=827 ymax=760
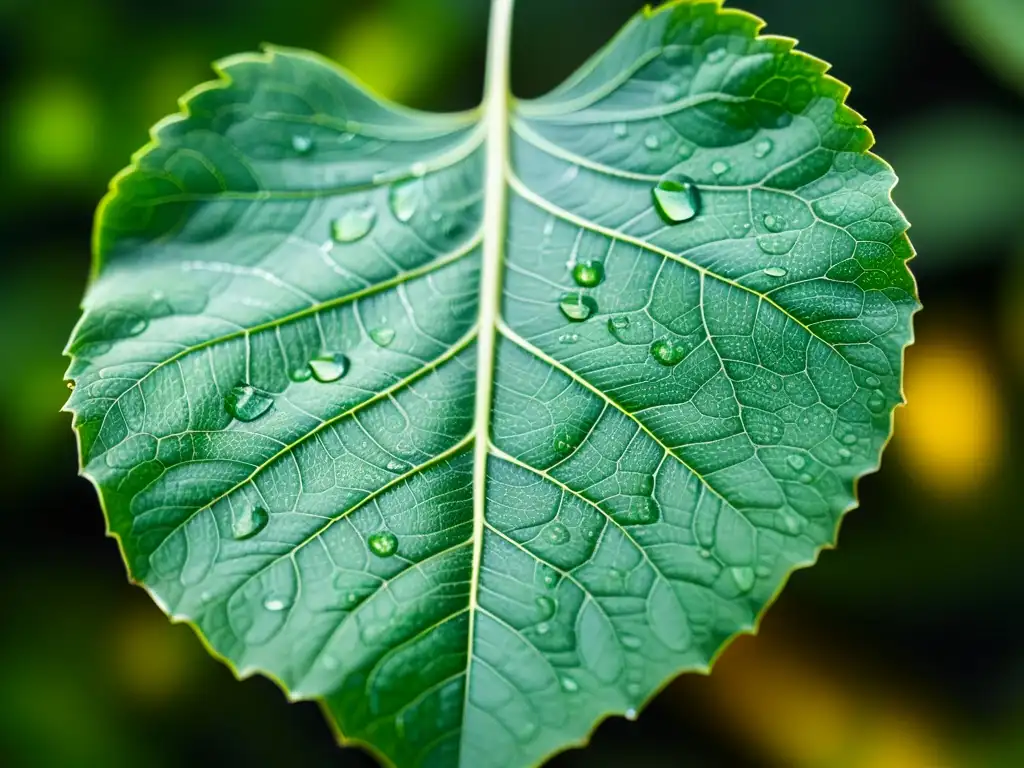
xmin=64 ymin=2 xmax=917 ymax=766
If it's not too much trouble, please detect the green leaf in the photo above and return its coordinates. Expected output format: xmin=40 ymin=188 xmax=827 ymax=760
xmin=63 ymin=1 xmax=917 ymax=766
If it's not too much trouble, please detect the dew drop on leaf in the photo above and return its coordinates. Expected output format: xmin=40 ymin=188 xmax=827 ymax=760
xmin=763 ymin=266 xmax=788 ymax=278
xmin=613 ymin=122 xmax=628 ymax=138
xmin=754 ymin=138 xmax=773 ymax=158
xmin=572 ymin=260 xmax=604 ymax=288
xmin=410 ymin=161 xmax=427 ymax=177
xmin=560 ymin=676 xmax=579 ymax=693
xmin=367 ymin=531 xmax=398 ymax=558
xmin=730 ymin=566 xmax=755 ymax=593
xmin=865 ymin=375 xmax=881 ymax=388
xmin=842 ymin=433 xmax=859 ymax=445
xmin=291 ymin=135 xmax=313 ymax=154
xmin=370 ymin=327 xmax=396 ymax=348
xmin=332 ymin=206 xmax=377 ymax=243
xmin=622 ymin=635 xmax=642 ymax=650
xmin=389 ymin=178 xmax=422 ymax=222
xmin=652 ymin=174 xmax=701 ymax=224
xmin=644 ymin=134 xmax=661 ymax=150
xmin=264 ymin=598 xmax=287 ymax=612
xmin=288 ymin=365 xmax=313 ymax=383
xmin=536 ymin=622 xmax=550 ymax=635
xmin=867 ymin=392 xmax=886 ymax=414
xmin=535 ymin=595 xmax=557 ymax=619
xmin=786 ymin=454 xmax=806 ymax=471
xmin=650 ymin=338 xmax=685 ymax=366
xmin=309 ymin=352 xmax=350 ymax=383
xmin=762 ymin=213 xmax=786 ymax=233
xmin=545 ymin=522 xmax=571 ymax=545
xmin=232 ymin=505 xmax=269 ymax=540
xmin=559 ymin=293 xmax=597 ymax=322
xmin=386 ymin=459 xmax=407 ymax=473
xmin=224 ymin=384 xmax=274 ymax=422
xmin=625 ymin=708 xmax=638 ymax=721
xmin=838 ymin=448 xmax=852 ymax=462
xmin=607 ymin=315 xmax=632 ymax=342
xmin=711 ymin=160 xmax=730 ymax=175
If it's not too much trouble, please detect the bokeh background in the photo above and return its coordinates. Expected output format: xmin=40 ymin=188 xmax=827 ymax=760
xmin=1 ymin=0 xmax=1022 ymax=765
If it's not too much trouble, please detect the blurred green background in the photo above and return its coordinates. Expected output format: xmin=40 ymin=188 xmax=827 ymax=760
xmin=1 ymin=0 xmax=1023 ymax=765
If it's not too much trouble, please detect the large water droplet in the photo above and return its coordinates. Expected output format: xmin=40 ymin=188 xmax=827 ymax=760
xmin=650 ymin=338 xmax=685 ymax=366
xmin=559 ymin=293 xmax=597 ymax=322
xmin=368 ymin=531 xmax=398 ymax=558
xmin=370 ymin=327 xmax=396 ymax=348
xmin=762 ymin=214 xmax=787 ymax=233
xmin=652 ymin=174 xmax=701 ymax=224
xmin=625 ymin=708 xmax=638 ymax=721
xmin=644 ymin=134 xmax=661 ymax=150
xmin=753 ymin=138 xmax=774 ymax=158
xmin=232 ymin=506 xmax=269 ymax=540
xmin=763 ymin=266 xmax=788 ymax=278
xmin=264 ymin=598 xmax=287 ymax=612
xmin=730 ymin=566 xmax=755 ymax=593
xmin=389 ymin=179 xmax=422 ymax=222
xmin=711 ymin=160 xmax=730 ymax=176
xmin=309 ymin=352 xmax=350 ymax=383
xmin=560 ymin=676 xmax=579 ymax=693
xmin=224 ymin=384 xmax=274 ymax=422
xmin=291 ymin=135 xmax=313 ymax=154
xmin=536 ymin=596 xmax=556 ymax=619
xmin=867 ymin=392 xmax=886 ymax=414
xmin=545 ymin=522 xmax=571 ymax=545
xmin=332 ymin=206 xmax=377 ymax=243
xmin=386 ymin=459 xmax=407 ymax=472
xmin=572 ymin=261 xmax=604 ymax=288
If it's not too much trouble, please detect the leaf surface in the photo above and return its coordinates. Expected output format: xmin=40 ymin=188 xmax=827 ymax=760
xmin=64 ymin=2 xmax=917 ymax=766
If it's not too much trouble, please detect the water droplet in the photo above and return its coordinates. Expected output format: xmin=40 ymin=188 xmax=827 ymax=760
xmin=765 ymin=214 xmax=788 ymax=233
xmin=289 ymin=364 xmax=313 ymax=383
xmin=782 ymin=513 xmax=804 ymax=534
xmin=753 ymin=138 xmax=774 ymax=158
xmin=545 ymin=522 xmax=571 ymax=546
xmin=867 ymin=392 xmax=886 ymax=414
xmin=659 ymin=83 xmax=680 ymax=102
xmin=386 ymin=459 xmax=406 ymax=472
xmin=613 ymin=122 xmax=628 ymax=138
xmin=560 ymin=676 xmax=579 ymax=693
xmin=644 ymin=134 xmax=661 ymax=150
xmin=558 ymin=333 xmax=579 ymax=345
xmin=786 ymin=454 xmax=806 ymax=471
xmin=410 ymin=161 xmax=427 ymax=177
xmin=602 ymin=318 xmax=631 ymax=346
xmin=332 ymin=206 xmax=377 ymax=243
xmin=543 ymin=573 xmax=556 ymax=587
xmin=842 ymin=433 xmax=858 ymax=445
xmin=650 ymin=338 xmax=685 ymax=366
xmin=536 ymin=595 xmax=557 ymax=619
xmin=536 ymin=622 xmax=550 ymax=635
xmin=622 ymin=635 xmax=642 ymax=650
xmin=763 ymin=266 xmax=788 ymax=278
xmin=652 ymin=173 xmax=701 ymax=224
xmin=711 ymin=160 xmax=730 ymax=176
xmin=559 ymin=293 xmax=597 ymax=322
xmin=389 ymin=179 xmax=422 ymax=222
xmin=291 ymin=135 xmax=313 ymax=154
xmin=625 ymin=708 xmax=638 ymax=721
xmin=232 ymin=506 xmax=269 ymax=540
xmin=572 ymin=260 xmax=604 ymax=288
xmin=865 ymin=375 xmax=881 ymax=388
xmin=264 ymin=598 xmax=287 ymax=612
xmin=799 ymin=473 xmax=813 ymax=484
xmin=707 ymin=48 xmax=727 ymax=64
xmin=309 ymin=352 xmax=350 ymax=383
xmin=370 ymin=328 xmax=396 ymax=348
xmin=368 ymin=531 xmax=398 ymax=558
xmin=699 ymin=548 xmax=711 ymax=559
xmin=838 ymin=448 xmax=852 ymax=462
xmin=224 ymin=384 xmax=274 ymax=422
xmin=730 ymin=566 xmax=755 ymax=593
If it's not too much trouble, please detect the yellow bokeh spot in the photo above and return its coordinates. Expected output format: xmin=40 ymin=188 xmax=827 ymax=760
xmin=330 ymin=14 xmax=426 ymax=102
xmin=896 ymin=321 xmax=1004 ymax=499
xmin=10 ymin=77 xmax=98 ymax=180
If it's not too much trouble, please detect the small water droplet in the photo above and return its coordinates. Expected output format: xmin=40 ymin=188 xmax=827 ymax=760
xmin=545 ymin=522 xmax=571 ymax=546
xmin=386 ymin=459 xmax=406 ymax=472
xmin=867 ymin=392 xmax=886 ymax=414
xmin=730 ymin=566 xmax=755 ymax=593
xmin=536 ymin=622 xmax=550 ymax=635
xmin=644 ymin=134 xmax=661 ymax=150
xmin=711 ymin=160 xmax=730 ymax=175
xmin=560 ymin=676 xmax=579 ymax=693
xmin=543 ymin=573 xmax=556 ymax=587
xmin=536 ymin=595 xmax=557 ymax=619
xmin=753 ymin=138 xmax=774 ymax=158
xmin=291 ymin=135 xmax=313 ymax=154
xmin=786 ymin=454 xmax=806 ymax=471
xmin=763 ymin=266 xmax=788 ymax=278
xmin=764 ymin=214 xmax=788 ymax=233
xmin=543 ymin=218 xmax=555 ymax=237
xmin=224 ymin=384 xmax=274 ymax=422
xmin=607 ymin=316 xmax=636 ymax=345
xmin=652 ymin=173 xmax=701 ymax=224
xmin=622 ymin=635 xmax=642 ymax=650
xmin=707 ymin=48 xmax=727 ymax=64
xmin=370 ymin=328 xmax=396 ymax=348
xmin=699 ymin=548 xmax=711 ymax=559
xmin=842 ymin=433 xmax=858 ymax=445
xmin=309 ymin=352 xmax=350 ymax=383
xmin=613 ymin=122 xmax=628 ymax=138
xmin=572 ymin=260 xmax=604 ymax=288
xmin=799 ymin=473 xmax=813 ymax=484
xmin=264 ymin=598 xmax=287 ymax=612
xmin=368 ymin=531 xmax=398 ymax=558
xmin=625 ymin=708 xmax=638 ymax=721
xmin=865 ymin=375 xmax=881 ymax=388
xmin=389 ymin=179 xmax=422 ymax=222
xmin=558 ymin=333 xmax=579 ymax=345
xmin=838 ymin=448 xmax=852 ymax=462
xmin=232 ymin=506 xmax=269 ymax=540
xmin=289 ymin=364 xmax=313 ymax=382
xmin=332 ymin=206 xmax=377 ymax=243
xmin=559 ymin=293 xmax=597 ymax=322
xmin=659 ymin=83 xmax=680 ymax=102
xmin=650 ymin=338 xmax=685 ymax=366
